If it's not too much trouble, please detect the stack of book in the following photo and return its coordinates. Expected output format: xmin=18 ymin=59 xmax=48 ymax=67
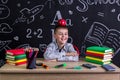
xmin=6 ymin=48 xmax=27 ymax=66
xmin=85 ymin=46 xmax=113 ymax=65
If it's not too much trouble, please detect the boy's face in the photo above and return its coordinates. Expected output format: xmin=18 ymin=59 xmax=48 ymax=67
xmin=54 ymin=28 xmax=68 ymax=45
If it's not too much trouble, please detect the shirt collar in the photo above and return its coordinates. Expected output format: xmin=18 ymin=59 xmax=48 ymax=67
xmin=54 ymin=40 xmax=67 ymax=51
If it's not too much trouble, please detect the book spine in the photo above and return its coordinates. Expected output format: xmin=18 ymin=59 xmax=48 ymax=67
xmin=86 ymin=52 xmax=104 ymax=58
xmin=6 ymin=49 xmax=25 ymax=56
xmin=86 ymin=52 xmax=112 ymax=59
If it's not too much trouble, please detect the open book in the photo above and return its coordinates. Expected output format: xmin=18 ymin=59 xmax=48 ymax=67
xmin=83 ymin=22 xmax=120 ymax=56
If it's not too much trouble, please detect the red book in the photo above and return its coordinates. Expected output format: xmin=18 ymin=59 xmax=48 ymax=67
xmin=86 ymin=52 xmax=112 ymax=59
xmin=6 ymin=48 xmax=25 ymax=56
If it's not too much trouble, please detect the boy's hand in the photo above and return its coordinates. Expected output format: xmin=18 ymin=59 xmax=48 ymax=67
xmin=66 ymin=52 xmax=79 ymax=56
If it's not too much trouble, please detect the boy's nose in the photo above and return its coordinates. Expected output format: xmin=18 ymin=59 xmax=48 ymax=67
xmin=62 ymin=34 xmax=65 ymax=37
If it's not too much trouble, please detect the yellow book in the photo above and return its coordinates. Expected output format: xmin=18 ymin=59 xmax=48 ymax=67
xmin=7 ymin=58 xmax=27 ymax=63
xmin=86 ymin=56 xmax=111 ymax=62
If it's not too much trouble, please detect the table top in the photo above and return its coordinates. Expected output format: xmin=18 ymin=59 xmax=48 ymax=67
xmin=0 ymin=58 xmax=120 ymax=74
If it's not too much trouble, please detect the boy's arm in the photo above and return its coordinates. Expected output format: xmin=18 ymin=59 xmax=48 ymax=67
xmin=66 ymin=44 xmax=79 ymax=56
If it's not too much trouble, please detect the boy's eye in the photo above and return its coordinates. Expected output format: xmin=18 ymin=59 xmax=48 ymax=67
xmin=65 ymin=33 xmax=68 ymax=35
xmin=58 ymin=33 xmax=63 ymax=35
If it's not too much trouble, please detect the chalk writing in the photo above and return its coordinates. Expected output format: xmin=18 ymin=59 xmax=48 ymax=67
xmin=1 ymin=0 xmax=8 ymax=4
xmin=26 ymin=28 xmax=43 ymax=38
xmin=117 ymin=13 xmax=120 ymax=22
xmin=45 ymin=0 xmax=55 ymax=9
xmin=97 ymin=12 xmax=104 ymax=17
xmin=58 ymin=0 xmax=73 ymax=5
xmin=51 ymin=10 xmax=73 ymax=26
xmin=51 ymin=10 xmax=62 ymax=25
xmin=76 ymin=0 xmax=120 ymax=12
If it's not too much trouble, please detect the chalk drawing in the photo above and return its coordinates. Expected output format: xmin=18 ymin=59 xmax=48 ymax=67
xmin=13 ymin=5 xmax=44 ymax=24
xmin=1 ymin=0 xmax=8 ymax=4
xmin=0 ymin=4 xmax=10 ymax=19
xmin=39 ymin=44 xmax=47 ymax=52
xmin=0 ymin=40 xmax=11 ymax=51
xmin=0 ymin=23 xmax=13 ymax=33
xmin=45 ymin=0 xmax=55 ymax=9
xmin=17 ymin=3 xmax=21 ymax=7
xmin=97 ymin=12 xmax=104 ymax=17
xmin=111 ymin=9 xmax=116 ymax=13
xmin=27 ymin=1 xmax=30 ymax=4
xmin=83 ymin=22 xmax=120 ymax=56
xmin=16 ymin=44 xmax=31 ymax=49
xmin=68 ymin=10 xmax=73 ymax=15
xmin=40 ymin=15 xmax=44 ymax=19
xmin=58 ymin=0 xmax=73 ymax=5
xmin=13 ymin=36 xmax=19 ymax=41
xmin=82 ymin=16 xmax=88 ymax=23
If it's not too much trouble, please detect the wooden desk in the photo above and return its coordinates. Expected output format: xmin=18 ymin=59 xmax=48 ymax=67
xmin=0 ymin=59 xmax=120 ymax=80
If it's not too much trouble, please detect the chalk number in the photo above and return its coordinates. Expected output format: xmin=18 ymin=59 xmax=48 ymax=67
xmin=26 ymin=28 xmax=43 ymax=38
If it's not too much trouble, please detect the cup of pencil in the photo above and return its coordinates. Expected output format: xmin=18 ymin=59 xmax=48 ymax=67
xmin=25 ymin=48 xmax=39 ymax=69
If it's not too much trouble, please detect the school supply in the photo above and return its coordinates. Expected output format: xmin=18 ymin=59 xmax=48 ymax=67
xmin=54 ymin=63 xmax=67 ymax=68
xmin=102 ymin=64 xmax=115 ymax=71
xmin=82 ymin=63 xmax=97 ymax=69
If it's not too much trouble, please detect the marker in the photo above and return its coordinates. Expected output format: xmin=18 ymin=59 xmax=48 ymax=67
xmin=66 ymin=66 xmax=82 ymax=70
xmin=54 ymin=63 xmax=67 ymax=68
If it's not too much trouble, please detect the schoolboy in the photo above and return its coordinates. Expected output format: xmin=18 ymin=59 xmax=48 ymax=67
xmin=44 ymin=25 xmax=79 ymax=61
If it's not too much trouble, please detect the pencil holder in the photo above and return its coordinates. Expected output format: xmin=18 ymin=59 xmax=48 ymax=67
xmin=25 ymin=48 xmax=38 ymax=69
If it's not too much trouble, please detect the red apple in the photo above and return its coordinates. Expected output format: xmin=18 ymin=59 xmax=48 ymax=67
xmin=58 ymin=19 xmax=66 ymax=26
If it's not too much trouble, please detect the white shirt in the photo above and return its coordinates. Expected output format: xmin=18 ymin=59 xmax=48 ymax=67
xmin=44 ymin=41 xmax=79 ymax=61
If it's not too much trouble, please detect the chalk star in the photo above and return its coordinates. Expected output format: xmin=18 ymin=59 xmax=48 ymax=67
xmin=82 ymin=16 xmax=88 ymax=23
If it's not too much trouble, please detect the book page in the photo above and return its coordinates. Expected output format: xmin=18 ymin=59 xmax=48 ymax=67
xmin=85 ymin=22 xmax=109 ymax=45
xmin=103 ymin=29 xmax=120 ymax=54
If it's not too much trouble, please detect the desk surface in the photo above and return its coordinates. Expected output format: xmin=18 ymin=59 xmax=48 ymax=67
xmin=0 ymin=59 xmax=120 ymax=74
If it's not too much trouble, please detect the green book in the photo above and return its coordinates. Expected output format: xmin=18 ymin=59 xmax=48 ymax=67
xmin=87 ymin=46 xmax=113 ymax=53
xmin=85 ymin=58 xmax=111 ymax=65
xmin=6 ymin=54 xmax=26 ymax=60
